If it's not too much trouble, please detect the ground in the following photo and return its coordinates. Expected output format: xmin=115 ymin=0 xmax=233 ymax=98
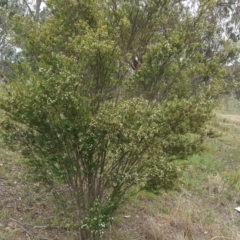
xmin=1 ymin=105 xmax=240 ymax=240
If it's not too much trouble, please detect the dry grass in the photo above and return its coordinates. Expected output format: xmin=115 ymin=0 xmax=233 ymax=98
xmin=139 ymin=193 xmax=234 ymax=240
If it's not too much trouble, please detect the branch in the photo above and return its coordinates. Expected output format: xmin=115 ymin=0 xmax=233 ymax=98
xmin=35 ymin=0 xmax=42 ymax=21
xmin=22 ymin=0 xmax=35 ymax=20
xmin=210 ymin=236 xmax=233 ymax=240
xmin=9 ymin=217 xmax=48 ymax=237
xmin=9 ymin=218 xmax=33 ymax=239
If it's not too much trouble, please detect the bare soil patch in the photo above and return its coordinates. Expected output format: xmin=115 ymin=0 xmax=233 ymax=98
xmin=219 ymin=114 xmax=240 ymax=122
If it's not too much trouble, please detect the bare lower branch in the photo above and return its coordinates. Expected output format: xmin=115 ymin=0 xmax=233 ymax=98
xmin=22 ymin=0 xmax=35 ymax=20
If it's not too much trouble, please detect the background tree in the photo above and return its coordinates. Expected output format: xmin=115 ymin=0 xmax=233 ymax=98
xmin=202 ymin=0 xmax=240 ymax=99
xmin=0 ymin=0 xmax=239 ymax=239
xmin=0 ymin=0 xmax=48 ymax=81
xmin=0 ymin=0 xmax=22 ymax=81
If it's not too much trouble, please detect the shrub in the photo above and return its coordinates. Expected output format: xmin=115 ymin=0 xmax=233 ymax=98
xmin=0 ymin=0 xmax=239 ymax=239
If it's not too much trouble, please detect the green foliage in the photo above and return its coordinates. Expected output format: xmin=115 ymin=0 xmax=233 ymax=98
xmin=0 ymin=0 xmax=239 ymax=239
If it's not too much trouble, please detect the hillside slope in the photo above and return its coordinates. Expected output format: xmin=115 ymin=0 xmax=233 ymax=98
xmin=0 ymin=113 xmax=240 ymax=239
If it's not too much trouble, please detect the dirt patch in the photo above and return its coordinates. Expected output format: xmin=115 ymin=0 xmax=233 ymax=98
xmin=219 ymin=114 xmax=240 ymax=122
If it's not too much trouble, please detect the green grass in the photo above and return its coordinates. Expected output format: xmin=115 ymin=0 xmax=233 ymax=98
xmin=180 ymin=149 xmax=225 ymax=194
xmin=219 ymin=95 xmax=240 ymax=114
xmin=224 ymin=170 xmax=240 ymax=190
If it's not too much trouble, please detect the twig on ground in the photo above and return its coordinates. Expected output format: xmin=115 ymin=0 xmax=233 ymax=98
xmin=9 ymin=217 xmax=24 ymax=226
xmin=9 ymin=217 xmax=47 ymax=229
xmin=9 ymin=218 xmax=33 ymax=238
xmin=33 ymin=225 xmax=48 ymax=229
xmin=210 ymin=236 xmax=233 ymax=240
